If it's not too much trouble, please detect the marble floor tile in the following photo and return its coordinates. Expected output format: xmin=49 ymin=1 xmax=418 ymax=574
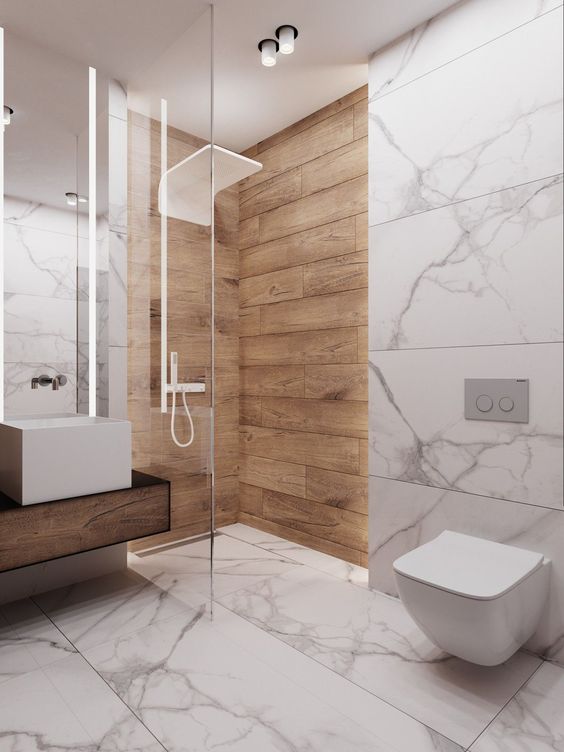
xmin=469 ymin=661 xmax=564 ymax=750
xmin=34 ymin=568 xmax=195 ymax=651
xmin=0 ymin=598 xmax=75 ymax=685
xmin=218 ymin=565 xmax=542 ymax=748
xmin=220 ymin=523 xmax=369 ymax=587
xmin=84 ymin=604 xmax=427 ymax=752
xmin=129 ymin=533 xmax=301 ymax=601
xmin=0 ymin=653 xmax=162 ymax=751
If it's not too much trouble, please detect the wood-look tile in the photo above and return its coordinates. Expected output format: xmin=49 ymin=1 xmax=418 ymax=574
xmin=240 ymin=217 xmax=356 ymax=279
xmin=240 ymin=307 xmax=261 ymax=336
xmin=355 ymin=212 xmax=368 ymax=251
xmin=240 ymin=366 xmax=305 ymax=397
xmin=353 ymin=99 xmax=368 ymax=139
xmin=257 ymin=86 xmax=367 ymax=153
xmin=261 ymin=397 xmax=367 ymax=439
xmin=242 ymin=109 xmax=354 ymax=192
xmin=359 ymin=439 xmax=368 ymax=477
xmin=303 ymin=250 xmax=367 ymax=297
xmin=239 ymin=395 xmax=262 ymax=426
xmin=357 ymin=326 xmax=368 ymax=362
xmin=240 ymin=167 xmax=301 ymax=221
xmin=240 ymin=424 xmax=359 ymax=474
xmin=239 ymin=216 xmax=260 ymax=249
xmin=240 ymin=328 xmax=358 ymax=365
xmin=262 ymin=489 xmax=367 ymax=552
xmin=240 ymin=267 xmax=303 ymax=308
xmin=304 ymin=364 xmax=367 ymax=401
xmin=306 ymin=467 xmax=368 ymax=515
xmin=259 ymin=174 xmax=368 ymax=244
xmin=239 ymin=455 xmax=306 ymax=498
xmin=260 ymin=288 xmax=367 ymax=335
xmin=301 ymin=137 xmax=367 ymax=197
xmin=239 ymin=482 xmax=263 ymax=517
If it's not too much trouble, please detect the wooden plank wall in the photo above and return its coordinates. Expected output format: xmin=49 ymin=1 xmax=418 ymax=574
xmin=238 ymin=86 xmax=369 ymax=565
xmin=128 ymin=112 xmax=239 ymax=551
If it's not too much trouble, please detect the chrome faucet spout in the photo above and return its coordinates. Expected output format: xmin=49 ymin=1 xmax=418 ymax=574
xmin=30 ymin=374 xmax=68 ymax=390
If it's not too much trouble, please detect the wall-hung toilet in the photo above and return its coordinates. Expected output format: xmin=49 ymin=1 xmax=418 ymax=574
xmin=393 ymin=531 xmax=550 ymax=666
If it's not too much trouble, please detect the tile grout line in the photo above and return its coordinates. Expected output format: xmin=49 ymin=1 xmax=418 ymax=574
xmin=368 ymin=339 xmax=564 ymax=353
xmin=463 ymin=660 xmax=546 ymax=750
xmin=367 ymin=172 xmax=564 ymax=230
xmin=369 ymin=4 xmax=564 ymax=106
xmin=29 ymin=594 xmax=170 ymax=752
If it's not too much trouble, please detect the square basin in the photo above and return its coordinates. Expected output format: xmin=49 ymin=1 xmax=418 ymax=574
xmin=0 ymin=413 xmax=132 ymax=505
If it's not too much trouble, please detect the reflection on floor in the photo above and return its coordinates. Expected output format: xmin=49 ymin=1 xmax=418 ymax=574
xmin=0 ymin=523 xmax=562 ymax=751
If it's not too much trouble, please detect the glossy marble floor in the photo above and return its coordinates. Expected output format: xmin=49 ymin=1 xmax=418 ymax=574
xmin=1 ymin=524 xmax=562 ymax=751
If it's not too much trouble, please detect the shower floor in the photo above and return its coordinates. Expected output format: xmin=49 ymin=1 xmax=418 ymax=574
xmin=0 ymin=523 xmax=562 ymax=751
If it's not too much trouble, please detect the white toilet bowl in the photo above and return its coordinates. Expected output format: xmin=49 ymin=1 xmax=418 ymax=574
xmin=393 ymin=531 xmax=550 ymax=666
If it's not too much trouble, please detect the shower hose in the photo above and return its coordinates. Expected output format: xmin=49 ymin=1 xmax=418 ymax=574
xmin=170 ymin=388 xmax=195 ymax=448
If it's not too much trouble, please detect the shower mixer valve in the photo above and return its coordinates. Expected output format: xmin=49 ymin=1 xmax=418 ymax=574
xmin=166 ymin=352 xmax=205 ymax=393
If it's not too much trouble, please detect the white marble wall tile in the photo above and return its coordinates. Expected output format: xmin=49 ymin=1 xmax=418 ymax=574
xmin=369 ymin=344 xmax=563 ymax=508
xmin=4 ymin=195 xmax=87 ymax=237
xmin=4 ymin=293 xmax=76 ymax=363
xmin=218 ymin=565 xmax=541 ymax=748
xmin=4 ymin=361 xmax=76 ymax=415
xmin=109 ymin=115 xmax=127 ymax=233
xmin=367 ymin=477 xmax=564 ymax=664
xmin=469 ymin=661 xmax=564 ymax=750
xmin=4 ymin=223 xmax=77 ymax=300
xmin=369 ymin=8 xmax=563 ymax=225
xmin=109 ymin=230 xmax=128 ymax=346
xmin=108 ymin=346 xmax=128 ymax=419
xmin=369 ymin=0 xmax=562 ymax=101
xmin=84 ymin=605 xmax=437 ymax=752
xmin=369 ymin=175 xmax=563 ymax=350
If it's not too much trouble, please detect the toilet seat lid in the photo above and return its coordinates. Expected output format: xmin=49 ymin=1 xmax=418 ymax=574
xmin=393 ymin=531 xmax=544 ymax=600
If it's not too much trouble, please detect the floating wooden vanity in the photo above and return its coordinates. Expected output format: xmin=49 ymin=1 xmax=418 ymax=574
xmin=0 ymin=471 xmax=170 ymax=573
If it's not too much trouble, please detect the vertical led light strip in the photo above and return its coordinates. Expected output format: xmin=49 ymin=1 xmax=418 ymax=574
xmin=0 ymin=28 xmax=4 ymax=422
xmin=209 ymin=3 xmax=216 ymax=602
xmin=88 ymin=66 xmax=97 ymax=416
xmin=160 ymin=98 xmax=168 ymax=414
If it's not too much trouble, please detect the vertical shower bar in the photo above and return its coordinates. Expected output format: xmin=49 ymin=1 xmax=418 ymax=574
xmin=160 ymin=98 xmax=168 ymax=414
xmin=88 ymin=66 xmax=97 ymax=416
xmin=0 ymin=28 xmax=4 ymax=423
xmin=209 ymin=2 xmax=216 ymax=608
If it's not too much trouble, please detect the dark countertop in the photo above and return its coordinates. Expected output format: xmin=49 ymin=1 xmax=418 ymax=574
xmin=0 ymin=470 xmax=168 ymax=512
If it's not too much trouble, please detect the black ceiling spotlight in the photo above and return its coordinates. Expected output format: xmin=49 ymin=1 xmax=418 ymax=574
xmin=258 ymin=38 xmax=279 ymax=67
xmin=275 ymin=25 xmax=298 ymax=55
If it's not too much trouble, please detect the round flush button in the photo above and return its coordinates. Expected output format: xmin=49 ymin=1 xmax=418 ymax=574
xmin=499 ymin=396 xmax=514 ymax=412
xmin=476 ymin=395 xmax=493 ymax=412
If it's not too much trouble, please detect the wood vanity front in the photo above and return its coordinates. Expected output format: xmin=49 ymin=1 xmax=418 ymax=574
xmin=0 ymin=471 xmax=170 ymax=573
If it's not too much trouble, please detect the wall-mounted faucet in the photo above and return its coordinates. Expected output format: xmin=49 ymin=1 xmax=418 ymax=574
xmin=31 ymin=374 xmax=68 ymax=391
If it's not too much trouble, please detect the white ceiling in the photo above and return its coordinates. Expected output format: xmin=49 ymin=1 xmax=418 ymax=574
xmin=0 ymin=0 xmax=459 ymax=154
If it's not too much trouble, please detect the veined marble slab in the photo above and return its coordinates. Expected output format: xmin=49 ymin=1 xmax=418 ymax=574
xmin=369 ymin=344 xmax=563 ymax=509
xmin=4 ymin=195 xmax=88 ymax=237
xmin=129 ymin=533 xmax=301 ymax=601
xmin=369 ymin=176 xmax=563 ymax=350
xmin=4 ymin=293 xmax=77 ymax=363
xmin=0 ymin=653 xmax=161 ymax=751
xmin=368 ymin=477 xmax=564 ymax=664
xmin=218 ymin=565 xmax=541 ymax=748
xmin=35 ymin=569 xmax=196 ymax=651
xmin=4 ymin=361 xmax=77 ymax=415
xmin=469 ymin=661 xmax=564 ymax=750
xmin=84 ymin=604 xmax=442 ymax=752
xmin=108 ymin=115 xmax=127 ymax=234
xmin=369 ymin=0 xmax=562 ymax=101
xmin=369 ymin=8 xmax=563 ymax=224
xmin=0 ymin=598 xmax=75 ymax=685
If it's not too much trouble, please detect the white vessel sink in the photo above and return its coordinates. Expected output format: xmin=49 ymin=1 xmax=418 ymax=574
xmin=0 ymin=414 xmax=132 ymax=505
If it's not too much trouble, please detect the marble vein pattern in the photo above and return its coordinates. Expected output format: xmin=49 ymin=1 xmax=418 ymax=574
xmin=84 ymin=604 xmax=420 ymax=752
xmin=34 ymin=569 xmax=195 ymax=651
xmin=219 ymin=523 xmax=370 ymax=587
xmin=369 ymin=0 xmax=563 ymax=101
xmin=469 ymin=661 xmax=564 ymax=750
xmin=369 ymin=8 xmax=563 ymax=224
xmin=367 ymin=477 xmax=564 ymax=665
xmin=0 ymin=653 xmax=163 ymax=751
xmin=4 ymin=361 xmax=77 ymax=415
xmin=128 ymin=534 xmax=301 ymax=601
xmin=369 ymin=175 xmax=564 ymax=350
xmin=368 ymin=344 xmax=564 ymax=509
xmin=108 ymin=230 xmax=128 ymax=347
xmin=0 ymin=598 xmax=75 ymax=685
xmin=108 ymin=115 xmax=127 ymax=234
xmin=4 ymin=293 xmax=77 ymax=364
xmin=218 ymin=564 xmax=542 ymax=748
xmin=4 ymin=195 xmax=88 ymax=237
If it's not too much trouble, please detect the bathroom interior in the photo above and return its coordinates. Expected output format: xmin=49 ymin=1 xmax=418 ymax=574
xmin=0 ymin=0 xmax=562 ymax=749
